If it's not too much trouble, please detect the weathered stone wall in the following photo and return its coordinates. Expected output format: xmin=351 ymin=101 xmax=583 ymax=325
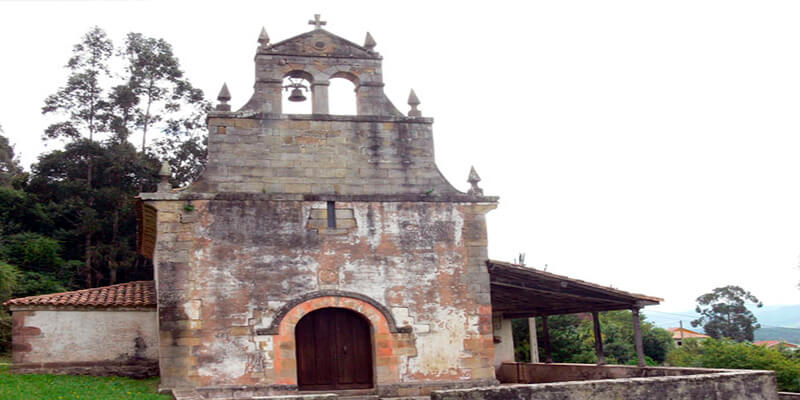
xmin=496 ymin=362 xmax=729 ymax=384
xmin=241 ymin=29 xmax=397 ymax=116
xmin=145 ymin=24 xmax=500 ymax=394
xmin=195 ymin=115 xmax=459 ymax=196
xmin=432 ymin=371 xmax=780 ymax=400
xmin=9 ymin=308 xmax=158 ymax=378
xmin=150 ymin=197 xmax=496 ymax=393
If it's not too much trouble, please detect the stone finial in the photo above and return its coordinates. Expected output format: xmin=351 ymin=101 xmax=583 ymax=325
xmin=216 ymin=83 xmax=231 ymax=111
xmin=467 ymin=166 xmax=483 ymax=196
xmin=407 ymin=89 xmax=421 ymax=117
xmin=364 ymin=32 xmax=377 ymax=50
xmin=157 ymin=161 xmax=172 ymax=192
xmin=258 ymin=27 xmax=270 ymax=47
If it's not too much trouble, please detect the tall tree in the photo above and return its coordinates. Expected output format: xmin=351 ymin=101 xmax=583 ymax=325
xmin=153 ymin=103 xmax=210 ymax=187
xmin=0 ymin=125 xmax=23 ymax=187
xmin=42 ymin=26 xmax=113 ymax=143
xmin=120 ymin=33 xmax=205 ymax=154
xmin=41 ymin=27 xmax=113 ymax=286
xmin=28 ymin=140 xmax=159 ymax=286
xmin=691 ymin=285 xmax=763 ymax=342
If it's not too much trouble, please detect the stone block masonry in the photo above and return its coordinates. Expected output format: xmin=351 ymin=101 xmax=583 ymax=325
xmin=139 ymin=21 xmax=500 ymax=396
xmin=146 ymin=197 xmax=497 ymax=394
xmin=431 ymin=371 xmax=780 ymax=400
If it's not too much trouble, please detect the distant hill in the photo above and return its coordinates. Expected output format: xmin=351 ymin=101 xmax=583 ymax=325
xmin=754 ymin=327 xmax=800 ymax=344
xmin=645 ymin=304 xmax=800 ymax=341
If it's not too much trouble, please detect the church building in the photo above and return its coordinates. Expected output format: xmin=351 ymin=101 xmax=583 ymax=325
xmin=6 ymin=16 xmax=664 ymax=399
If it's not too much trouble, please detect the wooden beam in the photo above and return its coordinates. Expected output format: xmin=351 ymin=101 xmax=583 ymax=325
xmin=491 ymin=281 xmax=633 ymax=306
xmin=500 ymin=303 xmax=644 ymax=318
xmin=541 ymin=316 xmax=553 ymax=363
xmin=592 ymin=311 xmax=605 ymax=365
xmin=632 ymin=307 xmax=646 ymax=367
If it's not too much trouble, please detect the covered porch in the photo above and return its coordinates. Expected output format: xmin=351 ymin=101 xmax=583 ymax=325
xmin=487 ymin=260 xmax=662 ymax=368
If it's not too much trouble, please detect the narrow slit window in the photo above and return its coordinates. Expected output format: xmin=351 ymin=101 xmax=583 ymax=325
xmin=327 ymin=201 xmax=336 ymax=229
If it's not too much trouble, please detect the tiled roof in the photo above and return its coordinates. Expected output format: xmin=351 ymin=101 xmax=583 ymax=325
xmin=754 ymin=340 xmax=799 ymax=349
xmin=667 ymin=327 xmax=710 ymax=339
xmin=3 ymin=281 xmax=156 ymax=308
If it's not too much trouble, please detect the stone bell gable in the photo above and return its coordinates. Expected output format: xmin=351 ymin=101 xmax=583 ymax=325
xmin=191 ymin=23 xmax=467 ymax=196
xmin=238 ymin=23 xmax=396 ymax=117
xmin=139 ymin=17 xmax=499 ymax=397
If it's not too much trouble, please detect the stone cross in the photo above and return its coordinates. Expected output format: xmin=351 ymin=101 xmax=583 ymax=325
xmin=308 ymin=14 xmax=327 ymax=29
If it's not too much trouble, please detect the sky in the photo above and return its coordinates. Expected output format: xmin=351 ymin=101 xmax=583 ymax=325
xmin=1 ymin=0 xmax=799 ymax=315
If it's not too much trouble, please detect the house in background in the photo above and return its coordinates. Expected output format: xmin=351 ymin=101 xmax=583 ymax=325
xmin=668 ymin=327 xmax=710 ymax=346
xmin=754 ymin=340 xmax=799 ymax=351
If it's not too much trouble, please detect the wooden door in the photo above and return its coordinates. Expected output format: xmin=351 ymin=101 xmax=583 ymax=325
xmin=296 ymin=308 xmax=373 ymax=390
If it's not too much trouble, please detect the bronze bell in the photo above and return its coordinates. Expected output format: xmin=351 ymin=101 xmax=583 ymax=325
xmin=288 ymin=87 xmax=306 ymax=102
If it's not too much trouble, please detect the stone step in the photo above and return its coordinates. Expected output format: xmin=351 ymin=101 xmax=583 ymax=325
xmin=380 ymin=397 xmax=430 ymax=400
xmin=171 ymin=389 xmax=205 ymax=400
xmin=252 ymin=395 xmax=337 ymax=400
xmin=338 ymin=396 xmax=379 ymax=400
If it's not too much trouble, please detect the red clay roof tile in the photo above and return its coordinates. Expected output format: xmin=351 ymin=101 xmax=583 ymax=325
xmin=3 ymin=281 xmax=156 ymax=308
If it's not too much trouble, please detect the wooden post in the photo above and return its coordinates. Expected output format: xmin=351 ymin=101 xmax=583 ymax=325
xmin=528 ymin=317 xmax=540 ymax=363
xmin=632 ymin=307 xmax=646 ymax=367
xmin=592 ymin=311 xmax=605 ymax=365
xmin=541 ymin=315 xmax=553 ymax=363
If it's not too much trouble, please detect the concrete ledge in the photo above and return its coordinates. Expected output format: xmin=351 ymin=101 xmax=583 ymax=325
xmin=432 ymin=371 xmax=779 ymax=400
xmin=779 ymin=393 xmax=800 ymax=399
xmin=139 ymin=192 xmax=499 ymax=203
xmin=207 ymin=111 xmax=434 ymax=125
xmin=497 ymin=362 xmax=728 ymax=384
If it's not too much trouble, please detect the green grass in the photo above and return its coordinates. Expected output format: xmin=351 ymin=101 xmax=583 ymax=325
xmin=0 ymin=364 xmax=171 ymax=400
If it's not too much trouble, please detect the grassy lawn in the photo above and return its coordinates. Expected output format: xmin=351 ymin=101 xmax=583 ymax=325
xmin=0 ymin=364 xmax=171 ymax=400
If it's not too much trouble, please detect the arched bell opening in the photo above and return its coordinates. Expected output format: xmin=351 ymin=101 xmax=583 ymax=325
xmin=282 ymin=70 xmax=314 ymax=114
xmin=295 ymin=307 xmax=374 ymax=391
xmin=328 ymin=72 xmax=359 ymax=115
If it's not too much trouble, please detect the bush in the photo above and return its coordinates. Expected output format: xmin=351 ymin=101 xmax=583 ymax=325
xmin=667 ymin=338 xmax=800 ymax=392
xmin=0 ymin=262 xmax=20 ymax=355
xmin=0 ymin=233 xmax=64 ymax=273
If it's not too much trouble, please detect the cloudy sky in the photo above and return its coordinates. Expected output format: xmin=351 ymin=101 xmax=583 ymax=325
xmin=1 ymin=0 xmax=799 ymax=316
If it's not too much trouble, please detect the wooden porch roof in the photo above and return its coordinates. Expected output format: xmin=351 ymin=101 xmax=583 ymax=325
xmin=488 ymin=260 xmax=662 ymax=318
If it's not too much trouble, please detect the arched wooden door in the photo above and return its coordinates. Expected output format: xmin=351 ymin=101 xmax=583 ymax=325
xmin=295 ymin=308 xmax=373 ymax=390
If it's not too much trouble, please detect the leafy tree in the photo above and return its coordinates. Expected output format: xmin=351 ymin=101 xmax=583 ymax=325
xmin=692 ymin=285 xmax=763 ymax=342
xmin=27 ymin=140 xmax=159 ymax=287
xmin=0 ymin=187 xmax=50 ymax=237
xmin=0 ymin=125 xmax=23 ymax=188
xmin=0 ymin=262 xmax=20 ymax=354
xmin=42 ymin=26 xmax=113 ymax=143
xmin=153 ymin=104 xmax=210 ymax=187
xmin=120 ymin=32 xmax=206 ymax=154
xmin=0 ymin=233 xmax=65 ymax=273
xmin=41 ymin=27 xmax=114 ymax=283
xmin=513 ymin=311 xmax=674 ymax=365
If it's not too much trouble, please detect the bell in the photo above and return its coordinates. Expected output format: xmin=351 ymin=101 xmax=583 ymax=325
xmin=288 ymin=87 xmax=306 ymax=102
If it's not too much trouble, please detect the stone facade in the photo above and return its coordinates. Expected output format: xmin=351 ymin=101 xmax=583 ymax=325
xmin=140 ymin=24 xmax=499 ymax=396
xmin=9 ymin=308 xmax=158 ymax=378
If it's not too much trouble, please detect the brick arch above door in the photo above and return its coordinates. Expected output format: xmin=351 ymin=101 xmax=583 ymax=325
xmin=255 ymin=290 xmax=412 ymax=335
